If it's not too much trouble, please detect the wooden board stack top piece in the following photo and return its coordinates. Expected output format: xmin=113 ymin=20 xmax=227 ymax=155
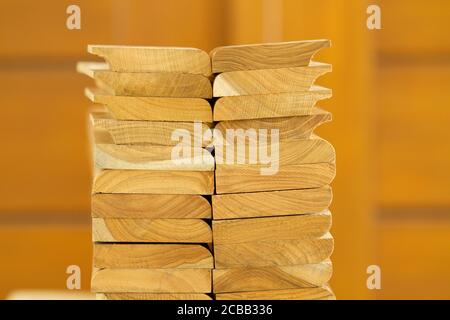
xmin=211 ymin=40 xmax=336 ymax=300
xmin=78 ymin=45 xmax=215 ymax=300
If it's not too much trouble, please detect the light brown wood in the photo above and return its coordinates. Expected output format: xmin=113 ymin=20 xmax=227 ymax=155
xmin=214 ymin=233 xmax=334 ymax=268
xmin=213 ymin=186 xmax=332 ymax=219
xmin=93 ymin=244 xmax=213 ymax=269
xmin=92 ymin=194 xmax=211 ymax=219
xmin=215 ymin=163 xmax=336 ymax=194
xmin=214 ymin=109 xmax=332 ymax=143
xmin=77 ymin=62 xmax=212 ymax=98
xmin=85 ymin=87 xmax=213 ymax=122
xmin=92 ymin=268 xmax=211 ymax=293
xmin=97 ymin=293 xmax=212 ymax=300
xmin=212 ymin=210 xmax=331 ymax=244
xmin=210 ymin=39 xmax=330 ymax=73
xmin=93 ymin=170 xmax=214 ymax=195
xmin=213 ymin=86 xmax=332 ymax=121
xmin=213 ymin=62 xmax=331 ymax=97
xmin=92 ymin=218 xmax=212 ymax=243
xmin=90 ymin=109 xmax=212 ymax=147
xmin=215 ymin=287 xmax=335 ymax=300
xmin=213 ymin=261 xmax=332 ymax=293
xmin=215 ymin=136 xmax=335 ymax=168
xmin=94 ymin=144 xmax=214 ymax=171
xmin=88 ymin=45 xmax=211 ymax=75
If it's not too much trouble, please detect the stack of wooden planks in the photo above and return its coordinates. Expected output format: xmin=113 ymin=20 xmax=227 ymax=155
xmin=78 ymin=46 xmax=215 ymax=300
xmin=211 ymin=40 xmax=336 ymax=300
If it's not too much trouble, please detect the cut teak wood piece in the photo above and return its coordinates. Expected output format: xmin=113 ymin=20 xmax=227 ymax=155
xmin=93 ymin=244 xmax=213 ymax=269
xmin=212 ymin=261 xmax=332 ymax=293
xmin=97 ymin=293 xmax=212 ymax=300
xmin=215 ymin=136 xmax=335 ymax=168
xmin=92 ymin=194 xmax=211 ymax=219
xmin=88 ymin=45 xmax=211 ymax=75
xmin=77 ymin=62 xmax=212 ymax=98
xmin=210 ymin=39 xmax=330 ymax=73
xmin=213 ymin=186 xmax=332 ymax=220
xmin=85 ymin=87 xmax=213 ymax=122
xmin=214 ymin=233 xmax=334 ymax=268
xmin=92 ymin=218 xmax=212 ymax=243
xmin=214 ymin=109 xmax=332 ymax=142
xmin=212 ymin=210 xmax=331 ymax=245
xmin=90 ymin=109 xmax=212 ymax=147
xmin=94 ymin=144 xmax=214 ymax=171
xmin=213 ymin=86 xmax=332 ymax=121
xmin=91 ymin=268 xmax=211 ymax=293
xmin=215 ymin=287 xmax=335 ymax=300
xmin=215 ymin=163 xmax=336 ymax=194
xmin=93 ymin=170 xmax=214 ymax=195
xmin=213 ymin=62 xmax=331 ymax=97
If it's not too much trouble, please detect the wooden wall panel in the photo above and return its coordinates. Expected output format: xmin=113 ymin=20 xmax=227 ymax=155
xmin=376 ymin=220 xmax=450 ymax=299
xmin=0 ymin=225 xmax=92 ymax=299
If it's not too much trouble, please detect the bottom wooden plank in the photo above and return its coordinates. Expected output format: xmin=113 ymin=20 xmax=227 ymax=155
xmin=213 ymin=261 xmax=332 ymax=293
xmin=215 ymin=287 xmax=335 ymax=300
xmin=91 ymin=268 xmax=212 ymax=293
xmin=97 ymin=293 xmax=212 ymax=300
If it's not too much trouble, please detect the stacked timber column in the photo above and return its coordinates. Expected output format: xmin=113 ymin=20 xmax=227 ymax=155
xmin=77 ymin=46 xmax=215 ymax=300
xmin=211 ymin=40 xmax=337 ymax=300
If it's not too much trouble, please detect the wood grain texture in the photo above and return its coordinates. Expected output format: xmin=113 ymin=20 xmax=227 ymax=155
xmin=212 ymin=186 xmax=332 ymax=219
xmin=90 ymin=109 xmax=212 ymax=146
xmin=77 ymin=62 xmax=212 ymax=98
xmin=86 ymin=87 xmax=213 ymax=122
xmin=93 ymin=244 xmax=213 ymax=269
xmin=213 ymin=62 xmax=331 ymax=97
xmin=215 ymin=287 xmax=335 ymax=300
xmin=92 ymin=218 xmax=212 ymax=243
xmin=92 ymin=194 xmax=211 ymax=219
xmin=215 ymin=163 xmax=336 ymax=194
xmin=213 ymin=261 xmax=332 ymax=293
xmin=88 ymin=45 xmax=211 ymax=75
xmin=94 ymin=144 xmax=214 ymax=171
xmin=91 ymin=268 xmax=211 ymax=293
xmin=93 ymin=170 xmax=214 ymax=195
xmin=214 ymin=109 xmax=332 ymax=143
xmin=214 ymin=233 xmax=333 ymax=268
xmin=210 ymin=39 xmax=330 ymax=73
xmin=213 ymin=86 xmax=332 ymax=121
xmin=212 ymin=210 xmax=331 ymax=244
xmin=97 ymin=293 xmax=212 ymax=300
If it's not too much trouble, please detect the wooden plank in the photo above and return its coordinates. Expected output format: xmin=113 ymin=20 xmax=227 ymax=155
xmin=85 ymin=87 xmax=213 ymax=122
xmin=213 ymin=62 xmax=331 ymax=97
xmin=93 ymin=244 xmax=213 ymax=269
xmin=213 ymin=186 xmax=332 ymax=219
xmin=212 ymin=210 xmax=331 ymax=244
xmin=215 ymin=286 xmax=335 ymax=300
xmin=215 ymin=233 xmax=334 ymax=268
xmin=93 ymin=170 xmax=214 ymax=194
xmin=77 ymin=62 xmax=212 ymax=98
xmin=210 ymin=39 xmax=330 ymax=73
xmin=91 ymin=268 xmax=211 ymax=293
xmin=213 ymin=86 xmax=332 ymax=121
xmin=92 ymin=218 xmax=212 ymax=243
xmin=214 ymin=109 xmax=332 ymax=143
xmin=215 ymin=163 xmax=336 ymax=194
xmin=92 ymin=194 xmax=211 ymax=219
xmin=97 ymin=293 xmax=212 ymax=300
xmin=90 ymin=109 xmax=212 ymax=147
xmin=88 ymin=45 xmax=211 ymax=75
xmin=94 ymin=144 xmax=214 ymax=171
xmin=213 ymin=261 xmax=332 ymax=293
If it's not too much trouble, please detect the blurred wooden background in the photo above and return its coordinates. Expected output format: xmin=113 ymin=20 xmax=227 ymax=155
xmin=0 ymin=0 xmax=449 ymax=299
